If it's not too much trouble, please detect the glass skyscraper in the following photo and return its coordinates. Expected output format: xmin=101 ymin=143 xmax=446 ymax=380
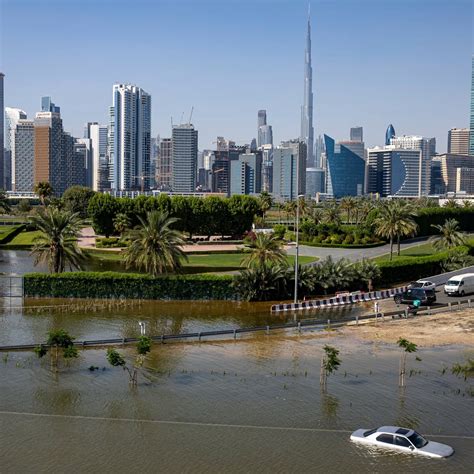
xmin=324 ymin=134 xmax=365 ymax=198
xmin=469 ymin=56 xmax=474 ymax=155
xmin=385 ymin=124 xmax=396 ymax=146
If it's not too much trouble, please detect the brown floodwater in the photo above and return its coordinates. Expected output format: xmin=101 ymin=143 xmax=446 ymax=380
xmin=1 ymin=333 xmax=473 ymax=473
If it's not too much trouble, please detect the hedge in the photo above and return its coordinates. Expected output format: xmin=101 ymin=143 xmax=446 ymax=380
xmin=301 ymin=241 xmax=385 ymax=249
xmin=23 ymin=271 xmax=237 ymax=300
xmin=0 ymin=224 xmax=26 ymax=245
xmin=414 ymin=208 xmax=474 ymax=236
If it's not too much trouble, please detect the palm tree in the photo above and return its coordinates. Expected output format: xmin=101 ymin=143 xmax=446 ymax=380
xmin=258 ymin=191 xmax=273 ymax=221
xmin=322 ymin=203 xmax=342 ymax=226
xmin=242 ymin=232 xmax=287 ymax=269
xmin=232 ymin=265 xmax=287 ymax=301
xmin=339 ymin=196 xmax=357 ymax=224
xmin=124 ymin=210 xmax=188 ymax=276
xmin=0 ymin=189 xmax=11 ymax=214
xmin=315 ymin=256 xmax=354 ymax=294
xmin=443 ymin=199 xmax=459 ymax=208
xmin=429 ymin=218 xmax=466 ymax=251
xmin=393 ymin=201 xmax=418 ymax=256
xmin=113 ymin=212 xmax=131 ymax=237
xmin=34 ymin=181 xmax=53 ymax=206
xmin=284 ymin=200 xmax=297 ymax=225
xmin=30 ymin=207 xmax=85 ymax=273
xmin=353 ymin=258 xmax=381 ymax=292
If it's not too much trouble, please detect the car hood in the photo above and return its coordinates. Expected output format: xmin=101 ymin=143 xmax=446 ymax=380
xmin=418 ymin=441 xmax=454 ymax=457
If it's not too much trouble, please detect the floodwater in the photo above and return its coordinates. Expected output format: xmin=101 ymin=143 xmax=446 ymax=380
xmin=1 ymin=335 xmax=473 ymax=473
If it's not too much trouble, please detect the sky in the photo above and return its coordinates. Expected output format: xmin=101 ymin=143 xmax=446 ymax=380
xmin=1 ymin=0 xmax=473 ymax=152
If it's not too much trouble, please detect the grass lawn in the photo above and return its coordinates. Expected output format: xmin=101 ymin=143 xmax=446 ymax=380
xmin=0 ymin=225 xmax=17 ymax=237
xmin=5 ymin=230 xmax=42 ymax=246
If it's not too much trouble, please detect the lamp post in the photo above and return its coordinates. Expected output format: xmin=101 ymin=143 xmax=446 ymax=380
xmin=293 ymin=146 xmax=303 ymax=305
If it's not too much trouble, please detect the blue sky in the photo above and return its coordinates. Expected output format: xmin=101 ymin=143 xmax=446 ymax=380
xmin=1 ymin=0 xmax=472 ymax=152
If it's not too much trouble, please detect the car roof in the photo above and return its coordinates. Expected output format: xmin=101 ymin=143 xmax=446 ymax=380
xmin=416 ymin=280 xmax=432 ymax=284
xmin=449 ymin=273 xmax=474 ymax=280
xmin=376 ymin=426 xmax=414 ymax=436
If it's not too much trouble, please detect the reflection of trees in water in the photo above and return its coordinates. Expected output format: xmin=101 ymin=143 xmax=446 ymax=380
xmin=321 ymin=393 xmax=339 ymax=420
xmin=34 ymin=387 xmax=81 ymax=414
xmin=394 ymin=388 xmax=420 ymax=430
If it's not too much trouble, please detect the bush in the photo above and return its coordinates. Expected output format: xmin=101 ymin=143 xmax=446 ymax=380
xmin=272 ymin=224 xmax=287 ymax=240
xmin=23 ymin=272 xmax=237 ymax=300
xmin=415 ymin=208 xmax=474 ymax=236
xmin=95 ymin=237 xmax=127 ymax=248
xmin=284 ymin=230 xmax=296 ymax=241
xmin=343 ymin=234 xmax=354 ymax=245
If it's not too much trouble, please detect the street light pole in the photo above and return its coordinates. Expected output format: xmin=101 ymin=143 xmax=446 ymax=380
xmin=294 ymin=154 xmax=300 ymax=305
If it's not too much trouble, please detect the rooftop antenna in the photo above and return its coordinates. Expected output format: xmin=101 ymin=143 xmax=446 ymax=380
xmin=188 ymin=106 xmax=194 ymax=125
xmin=171 ymin=116 xmax=173 ymax=128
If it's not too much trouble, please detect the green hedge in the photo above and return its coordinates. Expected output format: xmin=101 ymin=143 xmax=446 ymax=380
xmin=414 ymin=208 xmax=474 ymax=236
xmin=23 ymin=271 xmax=237 ymax=300
xmin=301 ymin=240 xmax=385 ymax=249
xmin=0 ymin=224 xmax=26 ymax=245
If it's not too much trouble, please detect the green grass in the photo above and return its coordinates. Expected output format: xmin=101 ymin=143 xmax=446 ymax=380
xmin=0 ymin=225 xmax=17 ymax=236
xmin=6 ymin=230 xmax=42 ymax=246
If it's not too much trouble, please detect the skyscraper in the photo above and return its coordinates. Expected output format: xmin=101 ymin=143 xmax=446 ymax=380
xmin=0 ymin=73 xmax=4 ymax=189
xmin=5 ymin=107 xmax=27 ymax=191
xmin=14 ymin=119 xmax=34 ymax=192
xmin=258 ymin=110 xmax=267 ymax=128
xmin=230 ymin=152 xmax=262 ymax=195
xmin=172 ymin=124 xmax=198 ymax=192
xmin=41 ymin=96 xmax=60 ymax=113
xmin=300 ymin=8 xmax=314 ymax=167
xmin=85 ymin=122 xmax=109 ymax=191
xmin=350 ymin=126 xmax=363 ymax=142
xmin=385 ymin=124 xmax=396 ymax=146
xmin=108 ymin=84 xmax=151 ymax=191
xmin=448 ymin=128 xmax=470 ymax=155
xmin=470 ymin=56 xmax=474 ymax=155
xmin=157 ymin=137 xmax=172 ymax=190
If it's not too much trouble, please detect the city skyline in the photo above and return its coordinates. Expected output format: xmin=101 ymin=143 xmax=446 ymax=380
xmin=1 ymin=0 xmax=472 ymax=153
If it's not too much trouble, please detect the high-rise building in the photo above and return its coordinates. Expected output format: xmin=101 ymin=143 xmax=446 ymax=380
xmin=5 ymin=107 xmax=27 ymax=191
xmin=366 ymin=146 xmax=422 ymax=197
xmin=448 ymin=128 xmax=470 ymax=155
xmin=257 ymin=110 xmax=273 ymax=147
xmin=85 ymin=123 xmax=108 ymax=191
xmin=14 ymin=119 xmax=34 ymax=192
xmin=438 ymin=153 xmax=474 ymax=192
xmin=108 ymin=84 xmax=151 ymax=191
xmin=306 ymin=167 xmax=325 ymax=197
xmin=258 ymin=110 xmax=267 ymax=128
xmin=314 ymin=134 xmax=325 ymax=168
xmin=456 ymin=167 xmax=474 ymax=193
xmin=300 ymin=9 xmax=314 ymax=167
xmin=157 ymin=137 xmax=172 ymax=190
xmin=385 ymin=124 xmax=396 ymax=146
xmin=261 ymin=144 xmax=273 ymax=193
xmin=390 ymin=135 xmax=435 ymax=196
xmin=0 ymin=73 xmax=4 ymax=189
xmin=41 ymin=96 xmax=60 ymax=113
xmin=338 ymin=140 xmax=365 ymax=160
xmin=324 ymin=134 xmax=365 ymax=198
xmin=469 ymin=56 xmax=474 ymax=155
xmin=350 ymin=126 xmax=363 ymax=142
xmin=230 ymin=152 xmax=262 ymax=195
xmin=72 ymin=138 xmax=89 ymax=188
xmin=172 ymin=124 xmax=198 ymax=192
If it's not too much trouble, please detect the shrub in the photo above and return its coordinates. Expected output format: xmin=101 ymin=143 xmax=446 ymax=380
xmin=343 ymin=234 xmax=354 ymax=245
xmin=272 ymin=224 xmax=287 ymax=240
xmin=284 ymin=231 xmax=296 ymax=241
xmin=95 ymin=237 xmax=127 ymax=248
xmin=415 ymin=208 xmax=474 ymax=236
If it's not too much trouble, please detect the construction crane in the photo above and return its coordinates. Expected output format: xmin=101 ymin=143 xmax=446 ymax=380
xmin=132 ymin=174 xmax=156 ymax=193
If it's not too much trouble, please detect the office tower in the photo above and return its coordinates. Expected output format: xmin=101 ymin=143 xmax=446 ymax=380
xmin=261 ymin=144 xmax=273 ymax=193
xmin=280 ymin=139 xmax=307 ymax=196
xmin=314 ymin=134 xmax=325 ymax=168
xmin=5 ymin=107 xmax=27 ymax=191
xmin=448 ymin=128 xmax=470 ymax=155
xmin=157 ymin=137 xmax=172 ymax=190
xmin=469 ymin=56 xmax=474 ymax=155
xmin=430 ymin=157 xmax=444 ymax=195
xmin=85 ymin=123 xmax=108 ymax=191
xmin=0 ymin=73 xmax=4 ymax=189
xmin=306 ymin=167 xmax=325 ymax=196
xmin=150 ymin=135 xmax=160 ymax=188
xmin=41 ymin=96 xmax=60 ymax=113
xmin=210 ymin=145 xmax=244 ymax=195
xmin=230 ymin=152 xmax=262 ymax=195
xmin=456 ymin=167 xmax=474 ymax=193
xmin=366 ymin=146 xmax=422 ymax=197
xmin=385 ymin=124 xmax=396 ymax=146
xmin=338 ymin=140 xmax=365 ymax=160
xmin=390 ymin=135 xmax=435 ymax=196
xmin=438 ymin=153 xmax=474 ymax=192
xmin=258 ymin=110 xmax=267 ymax=128
xmin=72 ymin=138 xmax=89 ymax=188
xmin=324 ymin=134 xmax=365 ymax=198
xmin=258 ymin=125 xmax=273 ymax=147
xmin=14 ymin=119 xmax=34 ymax=191
xmin=108 ymin=84 xmax=151 ymax=191
xmin=350 ymin=126 xmax=363 ymax=142
xmin=249 ymin=138 xmax=257 ymax=152
xmin=301 ymin=8 xmax=314 ymax=168
xmin=172 ymin=124 xmax=198 ymax=192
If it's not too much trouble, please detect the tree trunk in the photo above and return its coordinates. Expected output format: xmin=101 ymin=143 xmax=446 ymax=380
xmin=397 ymin=234 xmax=401 ymax=256
xmin=390 ymin=237 xmax=393 ymax=261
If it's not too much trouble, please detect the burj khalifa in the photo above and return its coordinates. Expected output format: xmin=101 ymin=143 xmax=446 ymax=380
xmin=300 ymin=7 xmax=314 ymax=167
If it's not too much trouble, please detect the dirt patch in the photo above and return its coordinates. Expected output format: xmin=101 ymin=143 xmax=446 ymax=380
xmin=340 ymin=309 xmax=474 ymax=347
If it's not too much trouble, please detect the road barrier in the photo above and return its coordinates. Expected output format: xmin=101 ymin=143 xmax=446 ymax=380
xmin=270 ymin=286 xmax=408 ymax=313
xmin=0 ymin=298 xmax=471 ymax=352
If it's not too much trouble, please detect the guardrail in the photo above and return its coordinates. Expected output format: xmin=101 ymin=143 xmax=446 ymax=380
xmin=270 ymin=286 xmax=408 ymax=312
xmin=0 ymin=298 xmax=471 ymax=352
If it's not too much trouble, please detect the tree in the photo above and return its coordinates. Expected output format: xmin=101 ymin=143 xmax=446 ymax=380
xmin=315 ymin=256 xmax=355 ymax=294
xmin=113 ymin=212 xmax=131 ymax=237
xmin=320 ymin=345 xmax=341 ymax=391
xmin=443 ymin=199 xmax=459 ymax=208
xmin=107 ymin=336 xmax=152 ymax=386
xmin=88 ymin=193 xmax=119 ymax=237
xmin=429 ymin=218 xmax=466 ymax=251
xmin=339 ymin=196 xmax=357 ymax=224
xmin=322 ymin=203 xmax=342 ymax=226
xmin=241 ymin=232 xmax=287 ymax=269
xmin=62 ymin=186 xmax=96 ymax=218
xmin=232 ymin=265 xmax=287 ymax=301
xmin=30 ymin=207 xmax=85 ymax=273
xmin=258 ymin=191 xmax=273 ymax=221
xmin=34 ymin=181 xmax=53 ymax=206
xmin=124 ymin=210 xmax=188 ymax=276
xmin=202 ymin=196 xmax=228 ymax=238
xmin=16 ymin=199 xmax=32 ymax=215
xmin=0 ymin=189 xmax=11 ymax=214
xmin=353 ymin=258 xmax=381 ymax=292
xmin=397 ymin=337 xmax=417 ymax=387
xmin=35 ymin=328 xmax=78 ymax=372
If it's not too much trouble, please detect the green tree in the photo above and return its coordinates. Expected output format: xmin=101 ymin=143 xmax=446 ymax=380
xmin=62 ymin=186 xmax=96 ymax=218
xmin=16 ymin=199 xmax=32 ymax=215
xmin=397 ymin=338 xmax=417 ymax=387
xmin=322 ymin=203 xmax=342 ymax=226
xmin=258 ymin=191 xmax=273 ymax=220
xmin=232 ymin=265 xmax=287 ymax=301
xmin=443 ymin=198 xmax=459 ymax=208
xmin=88 ymin=193 xmax=119 ymax=237
xmin=320 ymin=345 xmax=341 ymax=391
xmin=202 ymin=196 xmax=228 ymax=238
xmin=0 ymin=189 xmax=11 ymax=214
xmin=353 ymin=258 xmax=381 ymax=292
xmin=339 ymin=196 xmax=357 ymax=224
xmin=30 ymin=207 xmax=85 ymax=273
xmin=241 ymin=232 xmax=287 ymax=269
xmin=429 ymin=218 xmax=466 ymax=251
xmin=35 ymin=328 xmax=79 ymax=372
xmin=113 ymin=212 xmax=131 ymax=237
xmin=34 ymin=181 xmax=53 ymax=206
xmin=315 ymin=256 xmax=355 ymax=294
xmin=226 ymin=195 xmax=260 ymax=236
xmin=124 ymin=210 xmax=188 ymax=276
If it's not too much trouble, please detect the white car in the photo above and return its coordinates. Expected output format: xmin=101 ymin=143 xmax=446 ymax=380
xmin=410 ymin=280 xmax=436 ymax=291
xmin=350 ymin=426 xmax=454 ymax=458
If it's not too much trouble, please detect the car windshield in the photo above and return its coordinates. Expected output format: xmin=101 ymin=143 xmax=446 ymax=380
xmin=407 ymin=432 xmax=428 ymax=448
xmin=448 ymin=280 xmax=460 ymax=286
xmin=411 ymin=282 xmax=423 ymax=288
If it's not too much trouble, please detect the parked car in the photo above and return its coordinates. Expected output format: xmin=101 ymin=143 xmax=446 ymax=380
xmin=350 ymin=426 xmax=454 ymax=458
xmin=409 ymin=280 xmax=436 ymax=291
xmin=393 ymin=288 xmax=436 ymax=305
xmin=444 ymin=273 xmax=474 ymax=297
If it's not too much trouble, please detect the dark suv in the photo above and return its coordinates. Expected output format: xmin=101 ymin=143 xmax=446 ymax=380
xmin=394 ymin=288 xmax=436 ymax=305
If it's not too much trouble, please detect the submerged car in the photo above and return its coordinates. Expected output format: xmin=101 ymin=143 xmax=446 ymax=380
xmin=409 ymin=280 xmax=436 ymax=291
xmin=393 ymin=288 xmax=436 ymax=305
xmin=350 ymin=426 xmax=454 ymax=458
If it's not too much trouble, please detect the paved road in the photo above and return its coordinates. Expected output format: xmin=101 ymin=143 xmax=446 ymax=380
xmin=287 ymin=236 xmax=432 ymax=262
